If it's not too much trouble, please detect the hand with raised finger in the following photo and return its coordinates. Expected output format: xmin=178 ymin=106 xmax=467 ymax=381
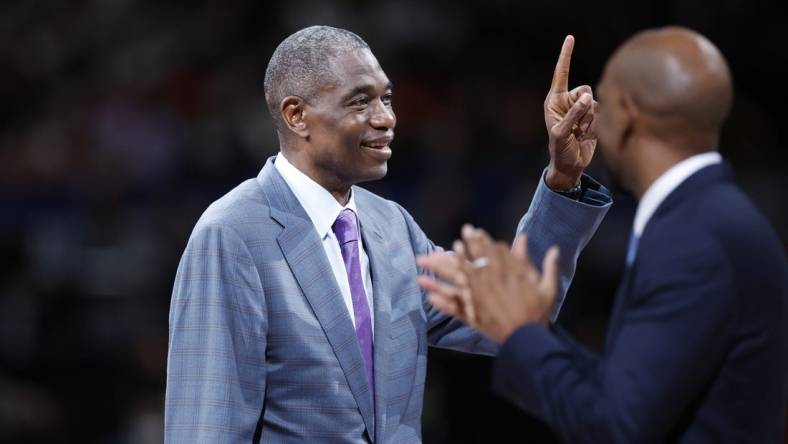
xmin=543 ymin=35 xmax=598 ymax=191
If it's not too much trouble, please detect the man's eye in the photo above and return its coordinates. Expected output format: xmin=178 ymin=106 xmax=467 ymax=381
xmin=349 ymin=97 xmax=369 ymax=106
xmin=382 ymin=93 xmax=393 ymax=105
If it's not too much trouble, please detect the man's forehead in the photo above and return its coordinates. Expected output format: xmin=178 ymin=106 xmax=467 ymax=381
xmin=326 ymin=49 xmax=390 ymax=89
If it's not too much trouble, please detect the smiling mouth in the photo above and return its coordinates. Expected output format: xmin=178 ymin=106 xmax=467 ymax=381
xmin=359 ymin=138 xmax=393 ymax=161
xmin=360 ymin=140 xmax=391 ymax=149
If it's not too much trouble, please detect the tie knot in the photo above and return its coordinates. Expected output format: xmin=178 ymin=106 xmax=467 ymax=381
xmin=332 ymin=209 xmax=359 ymax=244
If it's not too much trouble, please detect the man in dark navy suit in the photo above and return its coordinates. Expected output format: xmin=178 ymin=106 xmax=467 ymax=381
xmin=417 ymin=27 xmax=788 ymax=443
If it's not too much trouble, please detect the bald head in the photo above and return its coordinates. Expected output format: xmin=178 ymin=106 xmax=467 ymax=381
xmin=605 ymin=27 xmax=732 ymax=136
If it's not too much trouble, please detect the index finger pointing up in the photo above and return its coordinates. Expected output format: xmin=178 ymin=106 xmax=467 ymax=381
xmin=550 ymin=35 xmax=575 ymax=93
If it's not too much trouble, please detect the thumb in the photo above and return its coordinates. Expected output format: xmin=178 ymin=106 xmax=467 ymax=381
xmin=552 ymin=93 xmax=592 ymax=139
xmin=568 ymin=85 xmax=593 ymax=103
xmin=579 ymin=138 xmax=597 ymax=164
xmin=539 ymin=246 xmax=560 ymax=305
xmin=512 ymin=234 xmax=528 ymax=262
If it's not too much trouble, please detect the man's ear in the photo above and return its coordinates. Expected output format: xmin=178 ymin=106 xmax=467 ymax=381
xmin=280 ymin=96 xmax=309 ymax=138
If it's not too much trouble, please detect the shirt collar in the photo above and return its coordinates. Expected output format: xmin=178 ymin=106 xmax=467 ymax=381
xmin=274 ymin=152 xmax=358 ymax=239
xmin=633 ymin=151 xmax=722 ymax=238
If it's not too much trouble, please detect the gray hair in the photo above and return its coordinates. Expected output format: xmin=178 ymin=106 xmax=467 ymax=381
xmin=264 ymin=26 xmax=370 ymax=130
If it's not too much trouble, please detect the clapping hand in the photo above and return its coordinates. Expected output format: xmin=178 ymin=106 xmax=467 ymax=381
xmin=417 ymin=226 xmax=560 ymax=343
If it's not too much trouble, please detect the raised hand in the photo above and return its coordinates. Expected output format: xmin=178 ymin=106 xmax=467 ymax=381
xmin=417 ymin=225 xmax=561 ymax=343
xmin=544 ymin=35 xmax=598 ymax=191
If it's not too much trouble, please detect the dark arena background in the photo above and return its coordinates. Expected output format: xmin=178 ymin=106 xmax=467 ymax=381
xmin=1 ymin=1 xmax=786 ymax=443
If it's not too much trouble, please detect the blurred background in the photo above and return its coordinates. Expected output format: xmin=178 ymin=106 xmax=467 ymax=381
xmin=1 ymin=0 xmax=786 ymax=442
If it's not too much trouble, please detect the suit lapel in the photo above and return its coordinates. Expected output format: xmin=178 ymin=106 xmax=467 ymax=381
xmin=606 ymin=264 xmax=635 ymax=350
xmin=258 ymin=157 xmax=376 ymax=439
xmin=356 ymin=196 xmax=392 ymax=443
xmin=604 ymin=163 xmax=732 ymax=351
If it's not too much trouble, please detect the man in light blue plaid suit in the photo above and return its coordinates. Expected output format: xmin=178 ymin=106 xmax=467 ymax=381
xmin=165 ymin=26 xmax=611 ymax=443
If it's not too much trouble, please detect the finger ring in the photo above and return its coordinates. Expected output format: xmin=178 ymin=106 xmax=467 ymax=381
xmin=471 ymin=256 xmax=489 ymax=269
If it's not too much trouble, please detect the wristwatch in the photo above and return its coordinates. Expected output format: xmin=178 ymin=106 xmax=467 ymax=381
xmin=554 ymin=182 xmax=583 ymax=200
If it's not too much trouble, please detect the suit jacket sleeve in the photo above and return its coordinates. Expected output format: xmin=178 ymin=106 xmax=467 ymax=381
xmin=165 ymin=224 xmax=267 ymax=444
xmin=399 ymin=171 xmax=612 ymax=356
xmin=518 ymin=170 xmax=612 ymax=319
xmin=491 ymin=231 xmax=735 ymax=443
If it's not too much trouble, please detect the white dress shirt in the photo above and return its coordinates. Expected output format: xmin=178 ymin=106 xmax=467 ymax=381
xmin=274 ymin=153 xmax=375 ymax=333
xmin=633 ymin=151 xmax=722 ymax=238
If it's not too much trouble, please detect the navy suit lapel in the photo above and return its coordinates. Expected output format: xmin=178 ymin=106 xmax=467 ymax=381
xmin=258 ymin=157 xmax=376 ymax=438
xmin=604 ymin=162 xmax=732 ymax=351
xmin=606 ymin=263 xmax=636 ymax=350
xmin=355 ymin=193 xmax=392 ymax=443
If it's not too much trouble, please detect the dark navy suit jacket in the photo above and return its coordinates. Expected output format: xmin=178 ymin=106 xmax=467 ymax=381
xmin=491 ymin=163 xmax=788 ymax=443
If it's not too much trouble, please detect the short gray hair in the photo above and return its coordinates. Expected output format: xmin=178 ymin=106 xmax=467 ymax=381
xmin=264 ymin=26 xmax=370 ymax=130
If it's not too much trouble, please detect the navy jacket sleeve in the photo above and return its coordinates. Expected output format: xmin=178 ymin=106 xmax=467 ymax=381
xmin=491 ymin=230 xmax=735 ymax=444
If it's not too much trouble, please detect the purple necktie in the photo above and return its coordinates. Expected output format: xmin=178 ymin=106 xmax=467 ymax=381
xmin=332 ymin=209 xmax=375 ymax=402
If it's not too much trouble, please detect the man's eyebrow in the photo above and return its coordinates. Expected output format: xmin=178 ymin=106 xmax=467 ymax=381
xmin=342 ymin=82 xmax=394 ymax=101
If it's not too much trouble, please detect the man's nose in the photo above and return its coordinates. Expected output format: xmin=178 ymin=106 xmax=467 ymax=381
xmin=370 ymin=100 xmax=396 ymax=130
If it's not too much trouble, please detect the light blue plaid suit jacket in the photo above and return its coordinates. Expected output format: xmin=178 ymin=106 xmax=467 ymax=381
xmin=165 ymin=156 xmax=611 ymax=443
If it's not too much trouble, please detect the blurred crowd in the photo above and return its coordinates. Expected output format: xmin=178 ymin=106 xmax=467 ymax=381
xmin=0 ymin=1 xmax=785 ymax=443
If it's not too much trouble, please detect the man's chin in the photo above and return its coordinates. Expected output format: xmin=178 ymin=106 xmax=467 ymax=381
xmin=352 ymin=163 xmax=388 ymax=185
xmin=368 ymin=163 xmax=388 ymax=181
